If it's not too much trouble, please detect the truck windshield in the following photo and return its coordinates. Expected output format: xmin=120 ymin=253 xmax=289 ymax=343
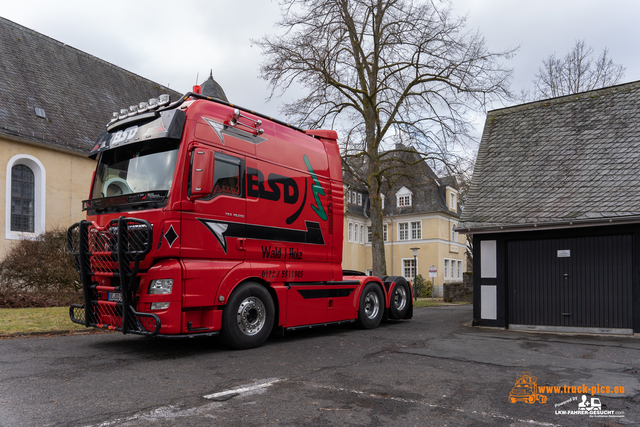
xmin=91 ymin=139 xmax=180 ymax=199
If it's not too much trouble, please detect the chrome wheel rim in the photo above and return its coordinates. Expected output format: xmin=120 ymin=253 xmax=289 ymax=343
xmin=236 ymin=297 xmax=266 ymax=336
xmin=394 ymin=286 xmax=407 ymax=311
xmin=364 ymin=291 xmax=380 ymax=319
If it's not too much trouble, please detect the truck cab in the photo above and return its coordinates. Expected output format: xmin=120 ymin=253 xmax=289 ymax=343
xmin=69 ymin=91 xmax=412 ymax=348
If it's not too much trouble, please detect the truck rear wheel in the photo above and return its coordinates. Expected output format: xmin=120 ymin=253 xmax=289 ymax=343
xmin=356 ymin=282 xmax=384 ymax=329
xmin=388 ymin=277 xmax=411 ymax=319
xmin=222 ymin=282 xmax=274 ymax=349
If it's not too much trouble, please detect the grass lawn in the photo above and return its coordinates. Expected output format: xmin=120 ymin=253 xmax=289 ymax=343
xmin=413 ymin=298 xmax=470 ymax=308
xmin=0 ymin=307 xmax=87 ymax=336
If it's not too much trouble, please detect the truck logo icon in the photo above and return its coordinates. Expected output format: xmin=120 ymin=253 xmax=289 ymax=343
xmin=578 ymin=395 xmax=602 ymax=411
xmin=508 ymin=372 xmax=547 ymax=404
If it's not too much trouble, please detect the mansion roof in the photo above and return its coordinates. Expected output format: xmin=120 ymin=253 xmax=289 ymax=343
xmin=343 ymin=148 xmax=459 ymax=219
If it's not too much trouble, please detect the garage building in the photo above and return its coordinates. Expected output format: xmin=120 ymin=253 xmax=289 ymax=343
xmin=459 ymin=81 xmax=640 ymax=335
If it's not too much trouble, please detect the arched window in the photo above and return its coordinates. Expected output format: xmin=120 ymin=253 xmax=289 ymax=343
xmin=11 ymin=164 xmax=35 ymax=232
xmin=6 ymin=155 xmax=46 ymax=239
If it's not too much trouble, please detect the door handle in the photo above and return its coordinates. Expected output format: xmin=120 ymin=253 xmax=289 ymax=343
xmin=236 ymin=238 xmax=246 ymax=251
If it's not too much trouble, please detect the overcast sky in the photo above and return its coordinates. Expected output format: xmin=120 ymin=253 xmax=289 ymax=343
xmin=2 ymin=0 xmax=639 ymax=135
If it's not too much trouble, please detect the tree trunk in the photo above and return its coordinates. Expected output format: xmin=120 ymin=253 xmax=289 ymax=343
xmin=368 ymin=163 xmax=387 ymax=276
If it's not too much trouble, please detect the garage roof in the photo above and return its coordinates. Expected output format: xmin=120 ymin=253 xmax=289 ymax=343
xmin=460 ymin=80 xmax=640 ymax=233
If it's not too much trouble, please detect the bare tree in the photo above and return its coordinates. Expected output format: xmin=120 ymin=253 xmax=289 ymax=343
xmin=255 ymin=0 xmax=514 ymax=275
xmin=532 ymin=40 xmax=626 ymax=99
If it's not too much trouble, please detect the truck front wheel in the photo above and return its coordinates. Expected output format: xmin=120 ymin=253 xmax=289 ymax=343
xmin=356 ymin=283 xmax=384 ymax=329
xmin=222 ymin=282 xmax=274 ymax=349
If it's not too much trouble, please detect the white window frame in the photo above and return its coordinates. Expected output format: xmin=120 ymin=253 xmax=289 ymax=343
xmin=354 ymin=223 xmax=358 ymax=243
xmin=360 ymin=224 xmax=364 ymax=244
xmin=457 ymin=260 xmax=463 ymax=280
xmin=450 ymin=192 xmax=456 ymax=209
xmin=411 ymin=221 xmax=421 ymax=240
xmin=366 ymin=269 xmax=373 ymax=276
xmin=346 ymin=190 xmax=351 ymax=203
xmin=444 ymin=258 xmax=450 ymax=280
xmin=398 ymin=222 xmax=409 ymax=241
xmin=348 ymin=222 xmax=353 ymax=242
xmin=357 ymin=193 xmax=362 ymax=206
xmin=6 ymin=154 xmax=46 ymax=240
xmin=402 ymin=258 xmax=417 ymax=280
xmin=396 ymin=186 xmax=412 ymax=207
xmin=398 ymin=195 xmax=410 ymax=207
xmin=452 ymin=223 xmax=458 ymax=242
xmin=367 ymin=224 xmax=389 ymax=242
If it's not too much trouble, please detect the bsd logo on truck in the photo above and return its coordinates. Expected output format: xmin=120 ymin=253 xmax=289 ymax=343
xmin=247 ymin=155 xmax=326 ymax=225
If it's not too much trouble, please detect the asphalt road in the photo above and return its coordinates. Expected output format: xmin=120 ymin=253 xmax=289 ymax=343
xmin=1 ymin=305 xmax=639 ymax=426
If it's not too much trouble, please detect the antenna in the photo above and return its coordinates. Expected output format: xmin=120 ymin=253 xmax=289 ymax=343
xmin=195 ymin=73 xmax=199 ymax=85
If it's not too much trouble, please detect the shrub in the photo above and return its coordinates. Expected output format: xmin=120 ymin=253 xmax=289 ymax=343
xmin=0 ymin=229 xmax=81 ymax=299
xmin=413 ymin=274 xmax=433 ymax=298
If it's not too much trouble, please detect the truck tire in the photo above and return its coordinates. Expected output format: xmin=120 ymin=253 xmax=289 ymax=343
xmin=356 ymin=282 xmax=384 ymax=329
xmin=222 ymin=282 xmax=274 ymax=349
xmin=388 ymin=277 xmax=411 ymax=319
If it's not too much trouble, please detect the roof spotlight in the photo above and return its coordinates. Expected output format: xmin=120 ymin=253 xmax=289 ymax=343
xmin=158 ymin=94 xmax=170 ymax=106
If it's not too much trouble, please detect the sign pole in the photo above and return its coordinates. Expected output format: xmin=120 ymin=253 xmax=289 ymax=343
xmin=429 ymin=265 xmax=437 ymax=300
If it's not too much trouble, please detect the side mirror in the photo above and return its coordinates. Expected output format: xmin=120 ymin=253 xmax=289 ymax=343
xmin=189 ymin=147 xmax=214 ymax=199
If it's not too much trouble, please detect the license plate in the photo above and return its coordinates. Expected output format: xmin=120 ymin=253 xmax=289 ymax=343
xmin=108 ymin=292 xmax=122 ymax=302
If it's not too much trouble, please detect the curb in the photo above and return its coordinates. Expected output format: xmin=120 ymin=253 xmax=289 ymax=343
xmin=0 ymin=328 xmax=113 ymax=339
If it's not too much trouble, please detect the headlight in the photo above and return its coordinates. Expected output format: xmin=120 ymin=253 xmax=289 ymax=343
xmin=151 ymin=302 xmax=170 ymax=310
xmin=148 ymin=278 xmax=173 ymax=295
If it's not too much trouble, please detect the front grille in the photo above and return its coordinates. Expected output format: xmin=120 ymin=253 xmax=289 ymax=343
xmin=68 ymin=217 xmax=159 ymax=336
xmin=69 ymin=219 xmax=152 ymax=276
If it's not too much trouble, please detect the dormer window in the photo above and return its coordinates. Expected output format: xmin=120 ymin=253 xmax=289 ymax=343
xmin=357 ymin=193 xmax=362 ymax=206
xmin=396 ymin=186 xmax=412 ymax=207
xmin=446 ymin=186 xmax=458 ymax=212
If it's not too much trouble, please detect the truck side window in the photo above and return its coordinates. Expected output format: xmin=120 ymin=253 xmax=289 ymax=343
xmin=212 ymin=153 xmax=243 ymax=198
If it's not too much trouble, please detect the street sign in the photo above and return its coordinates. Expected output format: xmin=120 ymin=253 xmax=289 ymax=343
xmin=429 ymin=266 xmax=437 ymax=278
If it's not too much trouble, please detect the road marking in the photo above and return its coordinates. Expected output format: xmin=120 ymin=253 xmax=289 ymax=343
xmin=312 ymin=384 xmax=561 ymax=427
xmin=84 ymin=378 xmax=283 ymax=426
xmin=203 ymin=378 xmax=283 ymax=400
xmin=83 ymin=402 xmax=224 ymax=427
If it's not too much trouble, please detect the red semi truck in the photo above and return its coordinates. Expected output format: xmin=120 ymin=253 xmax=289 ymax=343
xmin=68 ymin=89 xmax=412 ymax=349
